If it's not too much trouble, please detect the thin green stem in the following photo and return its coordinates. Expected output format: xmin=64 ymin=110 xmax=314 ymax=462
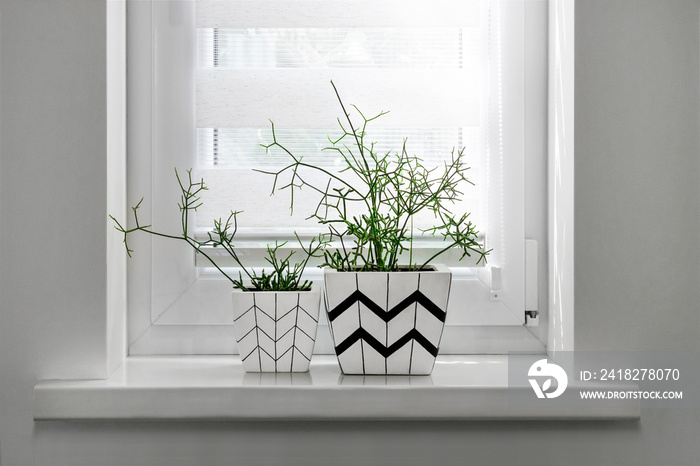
xmin=111 ymin=169 xmax=322 ymax=291
xmin=258 ymin=82 xmax=489 ymax=271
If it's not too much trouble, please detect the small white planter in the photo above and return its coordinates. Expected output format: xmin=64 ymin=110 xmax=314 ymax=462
xmin=324 ymin=265 xmax=452 ymax=375
xmin=232 ymin=285 xmax=321 ymax=372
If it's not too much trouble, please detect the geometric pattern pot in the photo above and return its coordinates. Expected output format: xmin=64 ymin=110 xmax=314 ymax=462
xmin=232 ymin=285 xmax=321 ymax=372
xmin=323 ymin=265 xmax=451 ymax=375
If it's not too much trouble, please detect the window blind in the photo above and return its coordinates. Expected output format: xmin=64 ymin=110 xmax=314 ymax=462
xmin=193 ymin=0 xmax=493 ymax=236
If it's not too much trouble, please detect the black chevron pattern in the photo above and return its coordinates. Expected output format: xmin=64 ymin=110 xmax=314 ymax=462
xmin=233 ymin=292 xmax=320 ymax=372
xmin=334 ymin=327 xmax=439 ymax=357
xmin=327 ymin=289 xmax=447 ymax=323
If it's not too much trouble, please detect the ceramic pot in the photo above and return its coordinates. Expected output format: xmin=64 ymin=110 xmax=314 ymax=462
xmin=323 ymin=265 xmax=451 ymax=375
xmin=232 ymin=284 xmax=321 ymax=372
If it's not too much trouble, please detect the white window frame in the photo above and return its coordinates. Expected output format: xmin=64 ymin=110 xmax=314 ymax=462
xmin=125 ymin=0 xmax=571 ymax=356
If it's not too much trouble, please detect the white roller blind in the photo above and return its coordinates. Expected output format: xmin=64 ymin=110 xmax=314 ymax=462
xmin=193 ymin=0 xmax=494 ymax=235
xmin=196 ymin=0 xmax=480 ymax=28
xmin=196 ymin=69 xmax=481 ymax=128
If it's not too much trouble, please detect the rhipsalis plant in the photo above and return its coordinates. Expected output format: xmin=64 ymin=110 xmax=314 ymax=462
xmin=110 ymin=169 xmax=324 ymax=291
xmin=260 ymin=81 xmax=490 ymax=271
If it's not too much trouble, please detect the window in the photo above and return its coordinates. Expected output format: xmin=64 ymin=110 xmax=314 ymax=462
xmin=126 ymin=0 xmax=551 ymax=355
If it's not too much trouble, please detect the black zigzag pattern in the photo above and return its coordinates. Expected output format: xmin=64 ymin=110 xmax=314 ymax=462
xmin=327 ymin=289 xmax=447 ymax=323
xmin=335 ymin=328 xmax=439 ymax=357
xmin=328 ymin=289 xmax=445 ymax=359
xmin=235 ymin=298 xmax=318 ymax=370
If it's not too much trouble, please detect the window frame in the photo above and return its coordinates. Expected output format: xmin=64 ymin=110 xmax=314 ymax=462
xmin=125 ymin=0 xmax=564 ymax=356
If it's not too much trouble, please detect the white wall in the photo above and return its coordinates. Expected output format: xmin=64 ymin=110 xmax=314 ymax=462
xmin=2 ymin=0 xmax=700 ymax=465
xmin=575 ymin=0 xmax=700 ymax=353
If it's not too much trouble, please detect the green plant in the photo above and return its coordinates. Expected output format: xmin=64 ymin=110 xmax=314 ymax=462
xmin=110 ymin=168 xmax=324 ymax=291
xmin=260 ymin=81 xmax=489 ymax=271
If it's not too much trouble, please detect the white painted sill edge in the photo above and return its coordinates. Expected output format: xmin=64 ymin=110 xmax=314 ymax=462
xmin=33 ymin=355 xmax=640 ymax=421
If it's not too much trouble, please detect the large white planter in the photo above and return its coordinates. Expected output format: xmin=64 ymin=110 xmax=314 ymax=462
xmin=232 ymin=285 xmax=321 ymax=372
xmin=323 ymin=265 xmax=452 ymax=375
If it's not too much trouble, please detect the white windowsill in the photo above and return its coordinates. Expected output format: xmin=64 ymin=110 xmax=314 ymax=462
xmin=34 ymin=355 xmax=640 ymax=421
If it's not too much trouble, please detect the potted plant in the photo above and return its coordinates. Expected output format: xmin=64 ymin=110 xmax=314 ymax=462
xmin=260 ymin=82 xmax=490 ymax=375
xmin=111 ymin=169 xmax=325 ymax=373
